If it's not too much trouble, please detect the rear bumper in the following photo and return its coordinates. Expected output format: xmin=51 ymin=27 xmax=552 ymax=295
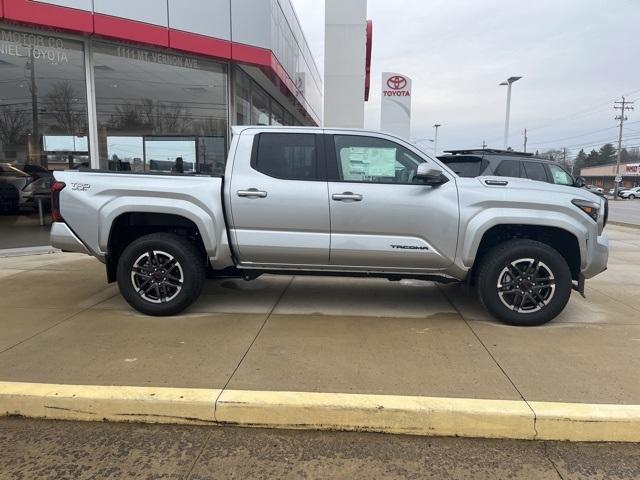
xmin=582 ymin=232 xmax=609 ymax=279
xmin=50 ymin=222 xmax=91 ymax=255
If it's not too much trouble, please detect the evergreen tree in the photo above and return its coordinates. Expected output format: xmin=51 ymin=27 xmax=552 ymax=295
xmin=598 ymin=143 xmax=617 ymax=164
xmin=574 ymin=149 xmax=587 ymax=175
xmin=585 ymin=149 xmax=600 ymax=167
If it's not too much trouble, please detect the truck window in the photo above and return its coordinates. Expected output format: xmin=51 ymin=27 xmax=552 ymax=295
xmin=254 ymin=133 xmax=319 ymax=180
xmin=333 ymin=135 xmax=423 ymax=184
xmin=494 ymin=160 xmax=521 ymax=177
xmin=522 ymin=162 xmax=549 ymax=182
xmin=547 ymin=164 xmax=574 ymax=186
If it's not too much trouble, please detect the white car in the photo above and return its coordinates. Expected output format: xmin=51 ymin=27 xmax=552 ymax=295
xmin=619 ymin=186 xmax=640 ymax=199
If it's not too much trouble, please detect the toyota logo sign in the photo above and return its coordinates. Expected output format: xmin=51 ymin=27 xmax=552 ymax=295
xmin=387 ymin=75 xmax=407 ymax=90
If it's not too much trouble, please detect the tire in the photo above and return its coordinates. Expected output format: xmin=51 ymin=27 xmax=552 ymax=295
xmin=476 ymin=239 xmax=572 ymax=326
xmin=116 ymin=233 xmax=205 ymax=316
xmin=630 ymin=194 xmax=636 ymax=200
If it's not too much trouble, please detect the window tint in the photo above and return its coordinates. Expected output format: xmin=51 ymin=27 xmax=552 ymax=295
xmin=440 ymin=156 xmax=484 ymax=177
xmin=334 ymin=135 xmax=424 ymax=184
xmin=495 ymin=160 xmax=521 ymax=177
xmin=254 ymin=133 xmax=318 ymax=180
xmin=547 ymin=164 xmax=574 ymax=186
xmin=523 ymin=162 xmax=548 ymax=182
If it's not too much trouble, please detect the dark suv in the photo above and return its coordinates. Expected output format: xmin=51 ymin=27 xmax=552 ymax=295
xmin=437 ymin=149 xmax=580 ymax=188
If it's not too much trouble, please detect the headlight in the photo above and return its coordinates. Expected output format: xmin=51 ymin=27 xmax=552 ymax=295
xmin=572 ymin=198 xmax=599 ymax=222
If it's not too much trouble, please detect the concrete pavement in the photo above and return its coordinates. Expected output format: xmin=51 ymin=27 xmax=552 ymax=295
xmin=1 ymin=418 xmax=639 ymax=479
xmin=0 ymin=225 xmax=639 ymax=440
xmin=608 ymin=198 xmax=640 ymax=226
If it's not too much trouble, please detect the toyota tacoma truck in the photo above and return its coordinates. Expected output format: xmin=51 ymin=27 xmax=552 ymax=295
xmin=50 ymin=127 xmax=609 ymax=326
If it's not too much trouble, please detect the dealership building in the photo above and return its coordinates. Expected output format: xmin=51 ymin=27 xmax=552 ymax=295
xmin=0 ymin=0 xmax=322 ymax=175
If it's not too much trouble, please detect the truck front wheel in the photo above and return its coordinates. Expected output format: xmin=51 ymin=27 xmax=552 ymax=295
xmin=116 ymin=233 xmax=205 ymax=316
xmin=476 ymin=239 xmax=572 ymax=326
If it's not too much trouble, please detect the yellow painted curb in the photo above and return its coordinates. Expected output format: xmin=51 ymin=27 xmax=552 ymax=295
xmin=0 ymin=382 xmax=219 ymax=425
xmin=216 ymin=390 xmax=536 ymax=439
xmin=2 ymin=382 xmax=640 ymax=442
xmin=531 ymin=401 xmax=640 ymax=442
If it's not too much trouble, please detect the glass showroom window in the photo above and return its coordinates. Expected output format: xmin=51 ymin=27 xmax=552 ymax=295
xmin=234 ymin=68 xmax=251 ymax=125
xmin=0 ymin=28 xmax=89 ymax=170
xmin=93 ymin=42 xmax=228 ymax=175
xmin=251 ymin=83 xmax=270 ymax=126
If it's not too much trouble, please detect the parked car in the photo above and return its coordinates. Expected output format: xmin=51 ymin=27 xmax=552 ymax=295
xmin=51 ymin=127 xmax=609 ymax=326
xmin=618 ymin=186 xmax=640 ymax=199
xmin=438 ymin=149 xmax=580 ymax=185
xmin=586 ymin=185 xmax=605 ymax=196
xmin=0 ymin=162 xmax=52 ymax=212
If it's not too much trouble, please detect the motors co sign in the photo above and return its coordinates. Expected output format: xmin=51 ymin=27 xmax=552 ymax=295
xmin=384 ymin=75 xmax=410 ymax=97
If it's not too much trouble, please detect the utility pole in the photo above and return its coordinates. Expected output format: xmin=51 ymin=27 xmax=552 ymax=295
xmin=614 ymin=96 xmax=634 ymax=200
xmin=433 ymin=124 xmax=441 ymax=157
xmin=482 ymin=140 xmax=487 ymax=149
xmin=522 ymin=128 xmax=528 ymax=152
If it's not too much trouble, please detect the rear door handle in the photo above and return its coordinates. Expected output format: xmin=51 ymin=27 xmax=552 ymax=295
xmin=332 ymin=192 xmax=363 ymax=202
xmin=237 ymin=188 xmax=267 ymax=198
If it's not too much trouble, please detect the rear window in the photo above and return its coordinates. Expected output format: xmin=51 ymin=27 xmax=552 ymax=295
xmin=522 ymin=162 xmax=548 ymax=182
xmin=494 ymin=160 xmax=521 ymax=177
xmin=253 ymin=133 xmax=319 ymax=181
xmin=439 ymin=156 xmax=485 ymax=177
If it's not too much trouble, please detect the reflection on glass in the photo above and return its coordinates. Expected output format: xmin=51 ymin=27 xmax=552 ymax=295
xmin=0 ymin=29 xmax=89 ymax=170
xmin=251 ymin=84 xmax=270 ymax=126
xmin=271 ymin=101 xmax=285 ymax=126
xmin=93 ymin=42 xmax=228 ymax=174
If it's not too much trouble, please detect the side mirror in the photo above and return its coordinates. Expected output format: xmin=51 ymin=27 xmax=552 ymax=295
xmin=416 ymin=164 xmax=445 ymax=185
xmin=574 ymin=176 xmax=586 ymax=188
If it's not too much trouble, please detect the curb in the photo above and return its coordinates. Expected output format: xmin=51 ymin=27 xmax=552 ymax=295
xmin=0 ymin=246 xmax=60 ymax=258
xmin=2 ymin=382 xmax=640 ymax=442
xmin=608 ymin=221 xmax=640 ymax=230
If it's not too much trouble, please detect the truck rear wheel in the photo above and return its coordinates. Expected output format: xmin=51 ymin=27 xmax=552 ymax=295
xmin=116 ymin=233 xmax=205 ymax=316
xmin=476 ymin=239 xmax=572 ymax=326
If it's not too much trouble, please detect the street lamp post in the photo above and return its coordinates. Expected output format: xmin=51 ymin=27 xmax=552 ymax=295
xmin=499 ymin=76 xmax=522 ymax=149
xmin=433 ymin=124 xmax=441 ymax=157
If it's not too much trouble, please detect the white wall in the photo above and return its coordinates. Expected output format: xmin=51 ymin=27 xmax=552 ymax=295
xmin=323 ymin=0 xmax=367 ymax=128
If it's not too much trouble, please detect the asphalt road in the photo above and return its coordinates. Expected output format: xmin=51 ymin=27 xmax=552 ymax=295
xmin=608 ymin=198 xmax=640 ymax=226
xmin=1 ymin=418 xmax=639 ymax=480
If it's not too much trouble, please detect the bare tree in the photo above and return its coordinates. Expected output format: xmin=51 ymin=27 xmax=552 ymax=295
xmin=44 ymin=81 xmax=86 ymax=133
xmin=0 ymin=107 xmax=29 ymax=148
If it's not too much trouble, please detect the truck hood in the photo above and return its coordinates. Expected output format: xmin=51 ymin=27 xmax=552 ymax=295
xmin=474 ymin=176 xmax=602 ymax=203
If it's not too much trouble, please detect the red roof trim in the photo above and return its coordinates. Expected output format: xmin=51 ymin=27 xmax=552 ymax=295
xmin=94 ymin=13 xmax=169 ymax=48
xmin=4 ymin=0 xmax=93 ymax=33
xmin=169 ymin=29 xmax=231 ymax=60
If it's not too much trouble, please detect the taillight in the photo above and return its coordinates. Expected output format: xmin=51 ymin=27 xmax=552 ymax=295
xmin=51 ymin=181 xmax=66 ymax=222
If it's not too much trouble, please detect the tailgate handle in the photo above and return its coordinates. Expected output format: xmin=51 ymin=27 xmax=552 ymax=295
xmin=237 ymin=188 xmax=267 ymax=198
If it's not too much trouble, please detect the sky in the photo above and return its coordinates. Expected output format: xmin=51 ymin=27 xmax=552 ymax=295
xmin=290 ymin=0 xmax=640 ymax=157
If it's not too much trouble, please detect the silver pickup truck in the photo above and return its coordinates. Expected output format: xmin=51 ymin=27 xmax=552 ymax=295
xmin=50 ymin=126 xmax=609 ymax=326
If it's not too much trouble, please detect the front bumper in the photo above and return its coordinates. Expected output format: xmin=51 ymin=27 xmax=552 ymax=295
xmin=582 ymin=232 xmax=609 ymax=279
xmin=50 ymin=222 xmax=91 ymax=255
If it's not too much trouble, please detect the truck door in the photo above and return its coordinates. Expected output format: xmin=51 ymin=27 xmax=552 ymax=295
xmin=326 ymin=132 xmax=459 ymax=270
xmin=228 ymin=131 xmax=330 ymax=265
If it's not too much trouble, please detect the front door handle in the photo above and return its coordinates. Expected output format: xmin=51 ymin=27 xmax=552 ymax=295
xmin=332 ymin=192 xmax=363 ymax=202
xmin=237 ymin=188 xmax=268 ymax=198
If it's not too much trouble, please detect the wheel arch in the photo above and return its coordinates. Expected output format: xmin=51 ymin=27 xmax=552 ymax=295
xmin=106 ymin=212 xmax=207 ymax=283
xmin=470 ymin=224 xmax=582 ymax=281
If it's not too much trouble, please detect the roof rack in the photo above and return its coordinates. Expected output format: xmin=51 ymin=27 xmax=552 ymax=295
xmin=442 ymin=148 xmax=534 ymax=157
